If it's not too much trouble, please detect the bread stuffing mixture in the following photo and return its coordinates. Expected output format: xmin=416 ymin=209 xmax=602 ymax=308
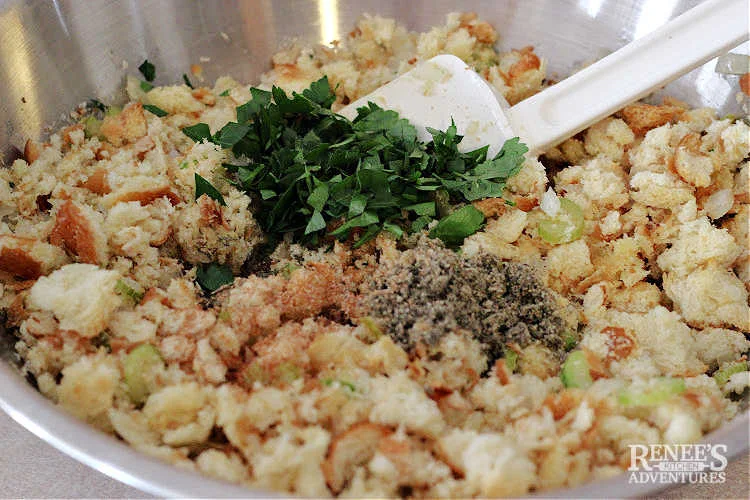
xmin=1 ymin=13 xmax=748 ymax=497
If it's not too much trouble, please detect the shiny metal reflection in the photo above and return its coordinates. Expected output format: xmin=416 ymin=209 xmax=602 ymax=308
xmin=318 ymin=0 xmax=341 ymax=46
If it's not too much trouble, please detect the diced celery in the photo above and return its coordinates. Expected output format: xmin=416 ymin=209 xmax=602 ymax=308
xmin=560 ymin=350 xmax=593 ymax=389
xmin=618 ymin=377 xmax=686 ymax=407
xmin=359 ymin=316 xmax=383 ymax=340
xmin=713 ymin=361 xmax=748 ymax=386
xmin=276 ymin=362 xmax=301 ymax=383
xmin=105 ymin=105 xmax=122 ymax=117
xmin=81 ymin=115 xmax=102 ymax=139
xmin=539 ymin=198 xmax=584 ymax=244
xmin=124 ymin=344 xmax=164 ymax=404
xmin=503 ymin=347 xmax=519 ymax=372
xmin=115 ymin=279 xmax=144 ymax=305
xmin=322 ymin=378 xmax=357 ymax=392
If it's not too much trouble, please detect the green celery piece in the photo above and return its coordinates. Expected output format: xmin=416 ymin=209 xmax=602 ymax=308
xmin=115 ymin=279 xmax=144 ymax=305
xmin=503 ymin=347 xmax=519 ymax=372
xmin=618 ymin=377 xmax=686 ymax=406
xmin=538 ymin=198 xmax=585 ymax=244
xmin=560 ymin=351 xmax=593 ymax=389
xmin=713 ymin=361 xmax=748 ymax=386
xmin=124 ymin=344 xmax=164 ymax=404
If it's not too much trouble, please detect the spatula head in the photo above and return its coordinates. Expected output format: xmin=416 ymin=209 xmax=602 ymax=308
xmin=339 ymin=55 xmax=516 ymax=158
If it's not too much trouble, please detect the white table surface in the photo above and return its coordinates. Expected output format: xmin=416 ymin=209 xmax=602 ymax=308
xmin=0 ymin=409 xmax=747 ymax=498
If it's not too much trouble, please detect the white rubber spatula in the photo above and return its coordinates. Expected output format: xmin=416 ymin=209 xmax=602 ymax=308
xmin=340 ymin=0 xmax=749 ymax=156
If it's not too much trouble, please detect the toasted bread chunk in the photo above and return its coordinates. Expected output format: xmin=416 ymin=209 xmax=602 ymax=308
xmin=103 ymin=176 xmax=181 ymax=208
xmin=114 ymin=185 xmax=181 ymax=206
xmin=619 ymin=102 xmax=685 ymax=135
xmin=323 ymin=423 xmax=391 ymax=493
xmin=0 ymin=235 xmax=69 ymax=279
xmin=23 ymin=139 xmax=41 ymax=164
xmin=27 ymin=263 xmax=121 ymax=337
xmin=50 ymin=200 xmax=108 ymax=265
xmin=80 ymin=168 xmax=111 ymax=195
xmin=100 ymin=102 xmax=148 ymax=146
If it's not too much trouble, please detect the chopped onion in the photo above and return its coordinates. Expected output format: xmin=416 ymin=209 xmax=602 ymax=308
xmin=715 ymin=53 xmax=750 ymax=75
xmin=704 ymin=189 xmax=734 ymax=219
xmin=540 ymin=187 xmax=561 ymax=216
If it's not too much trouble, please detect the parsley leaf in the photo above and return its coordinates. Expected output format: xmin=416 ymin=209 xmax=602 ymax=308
xmin=198 ymin=77 xmax=526 ymax=247
xmin=196 ymin=263 xmax=233 ymax=293
xmin=138 ymin=59 xmax=156 ymax=82
xmin=302 ymin=76 xmax=336 ymax=108
xmin=213 ymin=122 xmax=250 ymax=149
xmin=429 ymin=205 xmax=485 ymax=247
xmin=182 ymin=123 xmax=212 ymax=143
xmin=143 ymin=104 xmax=168 ymax=117
xmin=140 ymin=81 xmax=154 ymax=92
xmin=194 ymin=173 xmax=226 ymax=206
xmin=182 ymin=73 xmax=194 ymax=89
xmin=305 ymin=211 xmax=326 ymax=235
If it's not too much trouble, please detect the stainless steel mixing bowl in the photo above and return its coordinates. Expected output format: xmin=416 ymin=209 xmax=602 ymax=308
xmin=0 ymin=0 xmax=748 ymax=497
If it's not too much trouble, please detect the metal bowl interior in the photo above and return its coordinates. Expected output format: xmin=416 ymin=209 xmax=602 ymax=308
xmin=0 ymin=0 xmax=748 ymax=497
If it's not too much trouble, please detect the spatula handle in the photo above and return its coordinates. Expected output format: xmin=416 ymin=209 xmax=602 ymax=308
xmin=507 ymin=0 xmax=749 ymax=154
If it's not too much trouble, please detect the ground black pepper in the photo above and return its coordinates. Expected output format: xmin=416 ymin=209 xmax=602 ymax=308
xmin=364 ymin=238 xmax=566 ymax=364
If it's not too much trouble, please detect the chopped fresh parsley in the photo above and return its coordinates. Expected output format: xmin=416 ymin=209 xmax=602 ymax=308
xmin=140 ymin=80 xmax=154 ymax=92
xmin=182 ymin=73 xmax=194 ymax=89
xmin=181 ymin=76 xmax=527 ymax=246
xmin=194 ymin=173 xmax=226 ymax=206
xmin=138 ymin=59 xmax=156 ymax=82
xmin=196 ymin=262 xmax=234 ymax=293
xmin=182 ymin=123 xmax=212 ymax=143
xmin=219 ymin=89 xmax=231 ymax=97
xmin=429 ymin=205 xmax=485 ymax=247
xmin=143 ymin=104 xmax=168 ymax=117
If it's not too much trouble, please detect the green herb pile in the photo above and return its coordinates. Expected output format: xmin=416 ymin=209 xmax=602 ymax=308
xmin=182 ymin=76 xmax=527 ymax=248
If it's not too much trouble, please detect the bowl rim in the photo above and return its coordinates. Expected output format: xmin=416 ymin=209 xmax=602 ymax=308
xmin=1 ymin=361 xmax=747 ymax=498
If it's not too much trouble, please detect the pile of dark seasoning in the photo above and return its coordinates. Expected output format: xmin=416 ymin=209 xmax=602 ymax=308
xmin=364 ymin=238 xmax=567 ymax=364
